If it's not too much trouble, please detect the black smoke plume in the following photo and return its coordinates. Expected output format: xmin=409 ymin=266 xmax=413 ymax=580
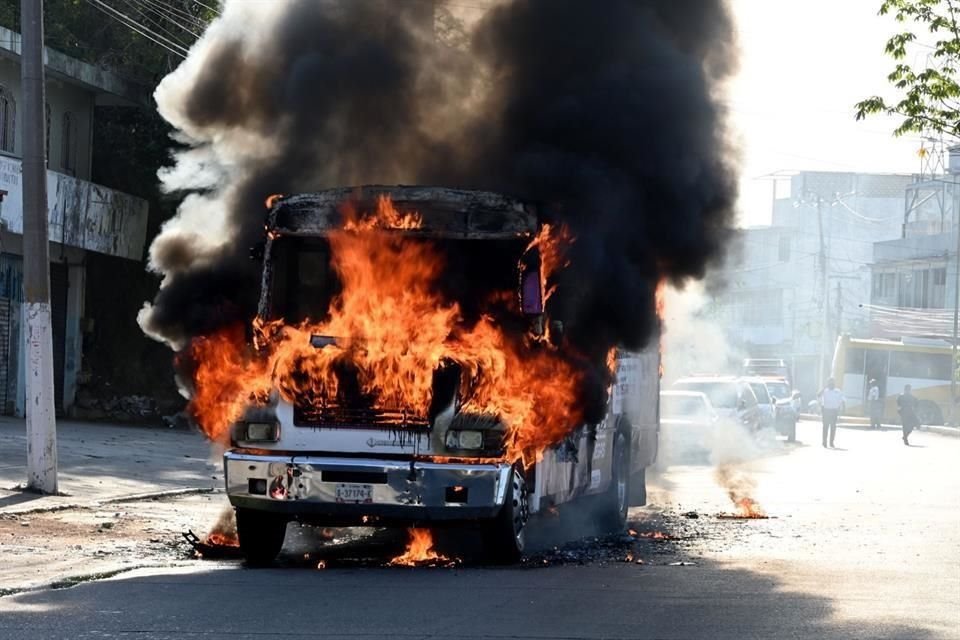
xmin=141 ymin=0 xmax=738 ymax=422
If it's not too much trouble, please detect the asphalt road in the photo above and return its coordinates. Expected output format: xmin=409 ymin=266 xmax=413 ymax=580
xmin=1 ymin=420 xmax=957 ymax=640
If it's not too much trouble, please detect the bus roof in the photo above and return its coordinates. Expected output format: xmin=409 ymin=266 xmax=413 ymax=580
xmin=843 ymin=336 xmax=953 ymax=354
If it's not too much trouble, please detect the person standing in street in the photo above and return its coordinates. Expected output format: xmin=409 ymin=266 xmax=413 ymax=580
xmin=868 ymin=379 xmax=882 ymax=430
xmin=819 ymin=378 xmax=845 ymax=448
xmin=897 ymin=384 xmax=919 ymax=446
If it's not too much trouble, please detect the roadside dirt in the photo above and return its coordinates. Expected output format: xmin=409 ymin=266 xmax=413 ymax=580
xmin=0 ymin=478 xmax=785 ymax=595
xmin=0 ymin=492 xmax=230 ymax=595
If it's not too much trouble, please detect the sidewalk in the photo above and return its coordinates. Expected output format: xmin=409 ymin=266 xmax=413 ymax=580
xmin=798 ymin=413 xmax=960 ymax=437
xmin=0 ymin=416 xmax=221 ymax=515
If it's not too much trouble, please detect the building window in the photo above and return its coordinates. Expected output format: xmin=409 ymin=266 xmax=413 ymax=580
xmin=883 ymin=273 xmax=895 ymax=297
xmin=0 ymin=85 xmax=15 ymax=153
xmin=61 ymin=112 xmax=76 ymax=176
xmin=778 ymin=236 xmax=791 ymax=262
xmin=872 ymin=272 xmax=898 ymax=303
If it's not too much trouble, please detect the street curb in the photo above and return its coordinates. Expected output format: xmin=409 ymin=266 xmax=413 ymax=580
xmin=101 ymin=487 xmax=221 ymax=505
xmin=918 ymin=425 xmax=960 ymax=437
xmin=0 ymin=561 xmax=192 ymax=599
xmin=0 ymin=487 xmax=221 ymax=516
xmin=799 ymin=414 xmax=960 ymax=438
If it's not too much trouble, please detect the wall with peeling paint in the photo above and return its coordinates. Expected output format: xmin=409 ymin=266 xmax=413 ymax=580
xmin=0 ymin=155 xmax=148 ymax=261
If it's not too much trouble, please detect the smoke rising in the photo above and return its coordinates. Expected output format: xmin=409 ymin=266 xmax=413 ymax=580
xmin=661 ymin=281 xmax=744 ymax=385
xmin=140 ymin=1 xmax=739 ymax=422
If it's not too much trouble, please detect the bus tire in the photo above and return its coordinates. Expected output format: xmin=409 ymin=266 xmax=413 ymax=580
xmin=236 ymin=508 xmax=287 ymax=566
xmin=596 ymin=430 xmax=631 ymax=532
xmin=481 ymin=465 xmax=528 ymax=564
xmin=916 ymin=400 xmax=943 ymax=426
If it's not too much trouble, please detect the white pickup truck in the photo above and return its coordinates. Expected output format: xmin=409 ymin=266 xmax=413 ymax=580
xmin=222 ymin=186 xmax=660 ymax=564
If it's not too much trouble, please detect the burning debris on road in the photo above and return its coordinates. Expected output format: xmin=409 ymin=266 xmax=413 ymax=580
xmin=388 ymin=529 xmax=458 ymax=568
xmin=715 ymin=465 xmax=770 ymax=519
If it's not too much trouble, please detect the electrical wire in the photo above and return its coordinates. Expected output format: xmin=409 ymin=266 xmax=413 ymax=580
xmin=138 ymin=0 xmax=209 ymax=33
xmin=189 ymin=0 xmax=220 ymax=16
xmin=83 ymin=0 xmax=188 ymax=57
xmin=117 ymin=0 xmax=196 ymax=50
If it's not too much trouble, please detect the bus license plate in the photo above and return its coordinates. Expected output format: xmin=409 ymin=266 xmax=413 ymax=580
xmin=335 ymin=483 xmax=373 ymax=504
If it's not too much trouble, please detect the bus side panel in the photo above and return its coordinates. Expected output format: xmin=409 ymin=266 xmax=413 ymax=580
xmin=616 ymin=345 xmax=660 ymax=473
xmin=530 ymin=424 xmax=608 ymax=512
xmin=886 ymin=377 xmax=951 ymax=421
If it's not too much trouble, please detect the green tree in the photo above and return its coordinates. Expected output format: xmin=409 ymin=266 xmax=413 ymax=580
xmin=856 ymin=0 xmax=960 ymax=138
xmin=0 ymin=0 xmax=216 ymax=84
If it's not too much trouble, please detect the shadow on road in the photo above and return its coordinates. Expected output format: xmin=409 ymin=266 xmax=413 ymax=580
xmin=0 ymin=557 xmax=942 ymax=640
xmin=0 ymin=492 xmax=44 ymax=509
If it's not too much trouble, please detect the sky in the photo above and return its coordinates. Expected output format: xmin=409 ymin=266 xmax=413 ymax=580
xmin=730 ymin=0 xmax=928 ymax=226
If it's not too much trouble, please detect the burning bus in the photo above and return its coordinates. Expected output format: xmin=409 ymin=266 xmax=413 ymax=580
xmin=192 ymin=186 xmax=660 ymax=564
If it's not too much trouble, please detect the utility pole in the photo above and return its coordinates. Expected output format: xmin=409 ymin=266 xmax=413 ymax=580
xmin=836 ymin=280 xmax=842 ymax=339
xmin=21 ymin=0 xmax=58 ymax=494
xmin=952 ymin=183 xmax=960 ymax=408
xmin=817 ymin=196 xmax=829 ymax=388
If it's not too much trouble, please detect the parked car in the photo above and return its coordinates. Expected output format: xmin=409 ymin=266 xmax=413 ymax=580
xmin=671 ymin=376 xmax=761 ymax=431
xmin=659 ymin=390 xmax=719 ymax=458
xmin=760 ymin=377 xmax=798 ymax=442
xmin=740 ymin=377 xmax=776 ymax=431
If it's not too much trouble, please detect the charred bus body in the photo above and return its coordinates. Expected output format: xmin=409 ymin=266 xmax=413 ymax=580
xmin=222 ymin=186 xmax=660 ymax=564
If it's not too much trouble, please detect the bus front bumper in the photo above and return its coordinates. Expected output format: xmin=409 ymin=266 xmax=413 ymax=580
xmin=224 ymin=451 xmax=512 ymax=523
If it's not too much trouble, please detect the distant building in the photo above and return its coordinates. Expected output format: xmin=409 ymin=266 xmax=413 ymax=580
xmin=868 ymin=152 xmax=960 ymax=341
xmin=0 ymin=27 xmax=149 ymax=416
xmin=712 ymin=171 xmax=913 ymax=399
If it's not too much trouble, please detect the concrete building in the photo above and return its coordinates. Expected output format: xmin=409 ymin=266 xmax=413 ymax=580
xmin=0 ymin=26 xmax=149 ymax=416
xmin=713 ymin=171 xmax=913 ymax=399
xmin=868 ymin=162 xmax=960 ymax=340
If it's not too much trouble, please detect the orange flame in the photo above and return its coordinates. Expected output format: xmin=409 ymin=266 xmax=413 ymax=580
xmin=204 ymin=532 xmax=239 ymax=547
xmin=638 ymin=530 xmax=670 ymax=540
xmin=388 ymin=528 xmax=450 ymax=566
xmin=655 ymin=279 xmax=666 ymax=378
xmin=733 ymin=497 xmax=767 ymax=519
xmin=716 ymin=465 xmax=768 ymax=519
xmin=342 ymin=194 xmax=423 ymax=231
xmin=526 ymin=222 xmax=573 ymax=305
xmin=187 ymin=200 xmax=584 ymax=466
xmin=265 ymin=193 xmax=284 ymax=209
xmin=202 ymin=508 xmax=239 ymax=547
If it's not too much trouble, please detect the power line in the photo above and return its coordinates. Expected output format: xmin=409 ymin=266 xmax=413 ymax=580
xmin=138 ymin=0 xmax=209 ymax=34
xmin=83 ymin=0 xmax=188 ymax=57
xmin=189 ymin=0 xmax=220 ymax=16
xmin=118 ymin=0 xmax=196 ymax=49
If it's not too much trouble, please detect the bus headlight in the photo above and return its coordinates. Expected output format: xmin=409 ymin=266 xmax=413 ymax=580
xmin=234 ymin=421 xmax=280 ymax=443
xmin=445 ymin=429 xmax=484 ymax=450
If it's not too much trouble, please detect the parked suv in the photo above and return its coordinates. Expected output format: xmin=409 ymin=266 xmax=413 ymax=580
xmin=760 ymin=377 xmax=798 ymax=442
xmin=740 ymin=377 xmax=776 ymax=431
xmin=671 ymin=376 xmax=760 ymax=431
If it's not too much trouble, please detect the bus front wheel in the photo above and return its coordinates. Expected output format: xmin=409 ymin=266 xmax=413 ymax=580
xmin=916 ymin=400 xmax=943 ymax=426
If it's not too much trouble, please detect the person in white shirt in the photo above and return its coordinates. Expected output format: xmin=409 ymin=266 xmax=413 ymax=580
xmin=819 ymin=378 xmax=845 ymax=448
xmin=867 ymin=379 xmax=882 ymax=430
